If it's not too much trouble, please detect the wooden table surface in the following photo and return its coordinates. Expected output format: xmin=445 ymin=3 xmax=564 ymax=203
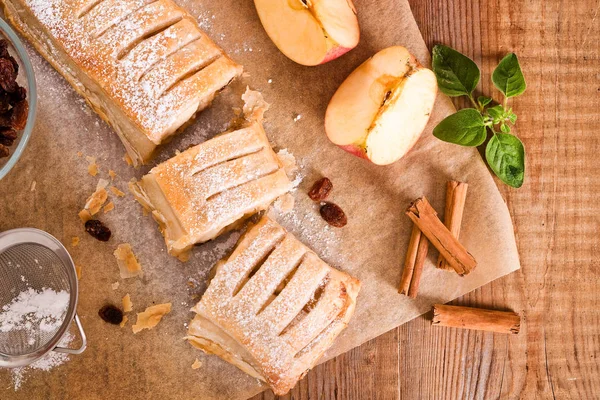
xmin=253 ymin=0 xmax=600 ymax=398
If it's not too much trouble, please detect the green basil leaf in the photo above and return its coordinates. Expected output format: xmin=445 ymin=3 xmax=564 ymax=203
xmin=500 ymin=123 xmax=511 ymax=133
xmin=508 ymin=113 xmax=517 ymax=124
xmin=492 ymin=53 xmax=527 ymax=98
xmin=432 ymin=45 xmax=480 ymax=97
xmin=433 ymin=109 xmax=487 ymax=146
xmin=487 ymin=105 xmax=505 ymax=122
xmin=486 ymin=134 xmax=525 ymax=188
xmin=478 ymin=96 xmax=493 ymax=108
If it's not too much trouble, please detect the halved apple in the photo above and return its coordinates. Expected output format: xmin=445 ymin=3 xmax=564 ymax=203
xmin=254 ymin=0 xmax=360 ymax=66
xmin=325 ymin=46 xmax=438 ymax=165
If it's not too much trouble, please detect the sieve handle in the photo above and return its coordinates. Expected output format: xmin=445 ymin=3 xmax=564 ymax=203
xmin=53 ymin=314 xmax=87 ymax=355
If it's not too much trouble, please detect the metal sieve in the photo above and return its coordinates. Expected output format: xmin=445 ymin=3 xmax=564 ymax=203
xmin=0 ymin=228 xmax=86 ymax=368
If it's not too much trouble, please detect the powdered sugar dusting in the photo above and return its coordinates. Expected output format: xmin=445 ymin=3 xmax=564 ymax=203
xmin=10 ymin=332 xmax=74 ymax=390
xmin=0 ymin=288 xmax=69 ymax=342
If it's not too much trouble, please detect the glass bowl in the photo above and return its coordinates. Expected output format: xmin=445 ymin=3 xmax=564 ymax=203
xmin=0 ymin=17 xmax=37 ymax=181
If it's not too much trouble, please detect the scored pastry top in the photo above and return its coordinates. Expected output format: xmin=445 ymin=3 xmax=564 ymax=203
xmin=130 ymin=122 xmax=293 ymax=259
xmin=187 ymin=216 xmax=361 ymax=395
xmin=21 ymin=0 xmax=241 ymax=144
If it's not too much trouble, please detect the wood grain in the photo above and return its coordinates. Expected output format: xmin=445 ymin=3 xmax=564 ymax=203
xmin=252 ymin=0 xmax=600 ymax=398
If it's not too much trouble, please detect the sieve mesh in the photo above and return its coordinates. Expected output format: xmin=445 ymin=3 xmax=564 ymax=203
xmin=0 ymin=243 xmax=72 ymax=357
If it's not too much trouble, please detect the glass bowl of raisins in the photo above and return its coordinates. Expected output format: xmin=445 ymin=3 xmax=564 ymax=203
xmin=0 ymin=17 xmax=37 ymax=181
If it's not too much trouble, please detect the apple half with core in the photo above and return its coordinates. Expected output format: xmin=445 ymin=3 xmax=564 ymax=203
xmin=325 ymin=46 xmax=438 ymax=165
xmin=254 ymin=0 xmax=360 ymax=66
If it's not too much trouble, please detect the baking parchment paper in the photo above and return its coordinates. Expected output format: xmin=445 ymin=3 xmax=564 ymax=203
xmin=0 ymin=0 xmax=520 ymax=398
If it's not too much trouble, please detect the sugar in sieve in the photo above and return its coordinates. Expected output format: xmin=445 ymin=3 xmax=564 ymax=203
xmin=0 ymin=228 xmax=86 ymax=368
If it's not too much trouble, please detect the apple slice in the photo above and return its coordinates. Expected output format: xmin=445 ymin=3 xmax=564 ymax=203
xmin=325 ymin=46 xmax=438 ymax=165
xmin=254 ymin=0 xmax=360 ymax=66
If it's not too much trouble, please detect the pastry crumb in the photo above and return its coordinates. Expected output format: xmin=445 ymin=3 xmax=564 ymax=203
xmin=274 ymin=193 xmax=295 ymax=214
xmin=112 ymin=282 xmax=120 ymax=290
xmin=109 ymin=186 xmax=126 ymax=197
xmin=103 ymin=201 xmax=115 ymax=213
xmin=108 ymin=170 xmax=117 ymax=180
xmin=242 ymin=87 xmax=269 ymax=122
xmin=191 ymin=359 xmax=202 ymax=369
xmin=120 ymin=315 xmax=129 ymax=328
xmin=293 ymin=113 xmax=302 ymax=122
xmin=86 ymin=156 xmax=98 ymax=176
xmin=267 ymin=79 xmax=273 ymax=84
xmin=80 ymin=179 xmax=109 ymax=221
xmin=122 ymin=294 xmax=133 ymax=313
xmin=132 ymin=303 xmax=172 ymax=334
xmin=113 ymin=243 xmax=143 ymax=279
xmin=72 ymin=236 xmax=80 ymax=247
xmin=77 ymin=151 xmax=83 ymax=158
xmin=30 ymin=181 xmax=36 ymax=192
xmin=75 ymin=265 xmax=82 ymax=280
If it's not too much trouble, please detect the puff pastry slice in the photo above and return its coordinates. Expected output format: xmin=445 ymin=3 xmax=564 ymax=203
xmin=186 ymin=216 xmax=361 ymax=395
xmin=1 ymin=0 xmax=243 ymax=164
xmin=129 ymin=122 xmax=293 ymax=260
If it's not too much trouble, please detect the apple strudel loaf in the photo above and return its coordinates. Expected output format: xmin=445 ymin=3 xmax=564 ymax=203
xmin=1 ymin=0 xmax=242 ymax=165
xmin=129 ymin=122 xmax=293 ymax=261
xmin=186 ymin=216 xmax=361 ymax=395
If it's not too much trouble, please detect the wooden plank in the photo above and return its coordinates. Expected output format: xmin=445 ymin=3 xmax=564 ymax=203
xmin=252 ymin=0 xmax=600 ymax=398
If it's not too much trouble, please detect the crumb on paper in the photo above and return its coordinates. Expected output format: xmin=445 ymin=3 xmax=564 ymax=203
xmin=276 ymin=149 xmax=300 ymax=188
xmin=120 ymin=315 xmax=128 ymax=328
xmin=242 ymin=87 xmax=269 ymax=122
xmin=274 ymin=193 xmax=295 ymax=214
xmin=192 ymin=359 xmax=202 ymax=369
xmin=267 ymin=79 xmax=273 ymax=84
xmin=75 ymin=265 xmax=82 ymax=280
xmin=110 ymin=186 xmax=125 ymax=197
xmin=187 ymin=280 xmax=195 ymax=289
xmin=113 ymin=243 xmax=143 ymax=279
xmin=86 ymin=156 xmax=98 ymax=177
xmin=123 ymin=153 xmax=133 ymax=166
xmin=77 ymin=151 xmax=83 ymax=158
xmin=112 ymin=282 xmax=120 ymax=290
xmin=293 ymin=113 xmax=302 ymax=122
xmin=103 ymin=201 xmax=114 ymax=213
xmin=122 ymin=294 xmax=133 ymax=313
xmin=132 ymin=303 xmax=172 ymax=334
xmin=79 ymin=179 xmax=109 ymax=221
xmin=241 ymin=71 xmax=251 ymax=78
xmin=71 ymin=237 xmax=80 ymax=247
xmin=108 ymin=170 xmax=117 ymax=180
xmin=30 ymin=181 xmax=36 ymax=192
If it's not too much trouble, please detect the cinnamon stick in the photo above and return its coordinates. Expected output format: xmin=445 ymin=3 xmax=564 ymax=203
xmin=407 ymin=233 xmax=429 ymax=298
xmin=406 ymin=197 xmax=476 ymax=276
xmin=398 ymin=224 xmax=421 ymax=295
xmin=432 ymin=304 xmax=520 ymax=334
xmin=437 ymin=181 xmax=469 ymax=271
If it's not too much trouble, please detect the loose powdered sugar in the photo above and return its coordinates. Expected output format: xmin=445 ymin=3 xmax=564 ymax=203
xmin=0 ymin=288 xmax=69 ymax=342
xmin=10 ymin=332 xmax=74 ymax=390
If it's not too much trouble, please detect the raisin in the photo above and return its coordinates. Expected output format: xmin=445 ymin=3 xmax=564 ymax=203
xmin=0 ymin=40 xmax=8 ymax=59
xmin=0 ymin=143 xmax=8 ymax=158
xmin=0 ymin=92 xmax=11 ymax=113
xmin=0 ymin=58 xmax=17 ymax=93
xmin=10 ymin=100 xmax=28 ymax=130
xmin=85 ymin=219 xmax=112 ymax=241
xmin=319 ymin=202 xmax=347 ymax=228
xmin=308 ymin=177 xmax=333 ymax=201
xmin=9 ymin=86 xmax=26 ymax=104
xmin=98 ymin=305 xmax=123 ymax=325
xmin=0 ymin=128 xmax=16 ymax=146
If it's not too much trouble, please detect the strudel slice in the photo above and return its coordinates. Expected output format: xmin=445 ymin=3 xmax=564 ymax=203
xmin=1 ymin=0 xmax=242 ymax=165
xmin=186 ymin=216 xmax=361 ymax=395
xmin=130 ymin=122 xmax=292 ymax=260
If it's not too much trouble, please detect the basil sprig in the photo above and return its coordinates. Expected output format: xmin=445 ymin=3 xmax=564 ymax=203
xmin=432 ymin=45 xmax=527 ymax=188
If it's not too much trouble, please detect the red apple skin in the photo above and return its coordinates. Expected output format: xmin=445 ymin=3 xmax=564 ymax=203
xmin=338 ymin=144 xmax=369 ymax=160
xmin=320 ymin=45 xmax=355 ymax=64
